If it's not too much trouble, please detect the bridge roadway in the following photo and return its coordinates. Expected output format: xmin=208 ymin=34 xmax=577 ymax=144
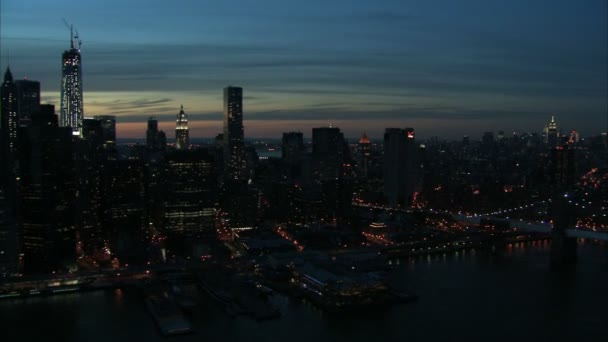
xmin=353 ymin=202 xmax=608 ymax=241
xmin=452 ymin=214 xmax=608 ymax=241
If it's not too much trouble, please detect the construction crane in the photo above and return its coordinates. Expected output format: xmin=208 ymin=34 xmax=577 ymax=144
xmin=62 ymin=18 xmax=82 ymax=50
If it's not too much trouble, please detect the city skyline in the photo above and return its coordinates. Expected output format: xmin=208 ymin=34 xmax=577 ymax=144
xmin=2 ymin=2 xmax=608 ymax=341
xmin=1 ymin=0 xmax=606 ymax=139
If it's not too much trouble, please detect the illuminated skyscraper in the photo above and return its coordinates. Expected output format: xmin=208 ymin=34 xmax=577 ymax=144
xmin=546 ymin=115 xmax=559 ymax=147
xmin=60 ymin=27 xmax=84 ymax=136
xmin=1 ymin=67 xmax=17 ymax=207
xmin=163 ymin=150 xmax=217 ymax=237
xmin=223 ymin=86 xmax=246 ymax=181
xmin=1 ymin=67 xmax=17 ymax=160
xmin=175 ymin=105 xmax=189 ymax=150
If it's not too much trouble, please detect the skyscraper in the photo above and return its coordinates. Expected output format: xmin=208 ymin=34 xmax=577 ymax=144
xmin=223 ymin=86 xmax=246 ymax=181
xmin=81 ymin=117 xmax=103 ymax=148
xmin=60 ymin=28 xmax=84 ymax=136
xmin=146 ymin=117 xmax=167 ymax=152
xmin=312 ymin=126 xmax=347 ymax=181
xmin=1 ymin=68 xmax=17 ymax=160
xmin=15 ymin=79 xmax=40 ymax=127
xmin=0 ymin=68 xmax=18 ymax=209
xmin=163 ymin=150 xmax=217 ymax=238
xmin=101 ymin=159 xmax=147 ymax=262
xmin=282 ymin=132 xmax=304 ymax=165
xmin=546 ymin=115 xmax=559 ymax=147
xmin=147 ymin=117 xmax=159 ymax=149
xmin=94 ymin=115 xmax=116 ymax=149
xmin=18 ymin=105 xmax=76 ymax=273
xmin=383 ymin=127 xmax=417 ymax=206
xmin=358 ymin=132 xmax=371 ymax=178
xmin=0 ymin=189 xmax=17 ymax=277
xmin=175 ymin=105 xmax=189 ymax=150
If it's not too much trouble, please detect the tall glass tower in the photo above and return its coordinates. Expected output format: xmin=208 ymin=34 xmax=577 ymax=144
xmin=60 ymin=28 xmax=83 ymax=136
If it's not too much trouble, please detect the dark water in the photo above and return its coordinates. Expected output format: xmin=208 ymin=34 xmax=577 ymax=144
xmin=1 ymin=240 xmax=607 ymax=342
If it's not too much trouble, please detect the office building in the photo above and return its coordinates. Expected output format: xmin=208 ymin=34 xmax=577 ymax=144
xmin=383 ymin=127 xmax=417 ymax=206
xmin=223 ymin=86 xmax=246 ymax=181
xmin=94 ymin=115 xmax=116 ymax=149
xmin=147 ymin=117 xmax=159 ymax=149
xmin=358 ymin=132 xmax=371 ymax=178
xmin=0 ymin=190 xmax=17 ymax=277
xmin=15 ymin=79 xmax=40 ymax=127
xmin=17 ymin=105 xmax=76 ymax=273
xmin=100 ymin=159 xmax=147 ymax=262
xmin=163 ymin=150 xmax=217 ymax=237
xmin=282 ymin=132 xmax=304 ymax=165
xmin=1 ymin=67 xmax=18 ymax=203
xmin=312 ymin=126 xmax=347 ymax=181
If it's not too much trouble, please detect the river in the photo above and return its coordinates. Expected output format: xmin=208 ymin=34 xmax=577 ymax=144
xmin=1 ymin=240 xmax=607 ymax=341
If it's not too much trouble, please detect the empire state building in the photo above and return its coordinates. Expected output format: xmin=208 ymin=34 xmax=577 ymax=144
xmin=60 ymin=27 xmax=84 ymax=136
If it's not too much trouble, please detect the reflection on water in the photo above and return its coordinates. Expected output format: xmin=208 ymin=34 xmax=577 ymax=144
xmin=1 ymin=241 xmax=607 ymax=342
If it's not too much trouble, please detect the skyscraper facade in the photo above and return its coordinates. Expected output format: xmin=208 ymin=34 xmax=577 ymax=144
xmin=94 ymin=115 xmax=116 ymax=149
xmin=101 ymin=159 xmax=147 ymax=261
xmin=1 ymin=68 xmax=18 ymax=210
xmin=312 ymin=126 xmax=347 ymax=181
xmin=60 ymin=31 xmax=84 ymax=136
xmin=18 ymin=105 xmax=76 ymax=273
xmin=1 ymin=68 xmax=17 ymax=162
xmin=383 ymin=127 xmax=417 ymax=206
xmin=223 ymin=86 xmax=246 ymax=181
xmin=358 ymin=132 xmax=371 ymax=178
xmin=15 ymin=79 xmax=40 ymax=127
xmin=282 ymin=132 xmax=304 ymax=165
xmin=546 ymin=115 xmax=559 ymax=147
xmin=163 ymin=150 xmax=216 ymax=237
xmin=0 ymin=189 xmax=17 ymax=276
xmin=175 ymin=105 xmax=189 ymax=150
xmin=146 ymin=117 xmax=167 ymax=152
xmin=147 ymin=117 xmax=159 ymax=149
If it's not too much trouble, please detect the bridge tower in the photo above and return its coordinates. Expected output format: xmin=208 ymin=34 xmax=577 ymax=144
xmin=550 ymin=195 xmax=577 ymax=266
xmin=549 ymin=142 xmax=578 ymax=266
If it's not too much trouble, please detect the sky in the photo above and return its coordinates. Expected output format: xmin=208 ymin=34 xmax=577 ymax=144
xmin=1 ymin=0 xmax=606 ymax=140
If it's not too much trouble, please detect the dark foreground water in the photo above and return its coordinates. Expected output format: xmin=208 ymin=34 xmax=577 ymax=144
xmin=1 ymin=240 xmax=607 ymax=342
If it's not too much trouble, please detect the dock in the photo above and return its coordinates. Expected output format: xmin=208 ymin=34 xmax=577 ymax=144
xmin=144 ymin=288 xmax=193 ymax=336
